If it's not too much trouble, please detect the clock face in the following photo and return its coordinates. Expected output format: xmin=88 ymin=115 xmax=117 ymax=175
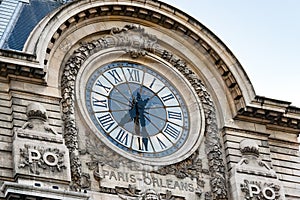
xmin=85 ymin=62 xmax=190 ymax=158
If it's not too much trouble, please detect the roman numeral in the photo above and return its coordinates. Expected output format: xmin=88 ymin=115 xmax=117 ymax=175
xmin=156 ymin=137 xmax=167 ymax=150
xmin=92 ymin=97 xmax=107 ymax=108
xmin=163 ymin=124 xmax=180 ymax=139
xmin=115 ymin=129 xmax=129 ymax=146
xmin=127 ymin=69 xmax=140 ymax=82
xmin=149 ymin=78 xmax=156 ymax=88
xmin=108 ymin=69 xmax=123 ymax=84
xmin=97 ymin=114 xmax=115 ymax=131
xmin=167 ymin=111 xmax=182 ymax=120
xmin=161 ymin=93 xmax=175 ymax=102
xmin=137 ymin=137 xmax=149 ymax=151
xmin=95 ymin=80 xmax=111 ymax=93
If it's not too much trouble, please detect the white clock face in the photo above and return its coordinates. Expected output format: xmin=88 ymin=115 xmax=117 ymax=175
xmin=85 ymin=62 xmax=190 ymax=158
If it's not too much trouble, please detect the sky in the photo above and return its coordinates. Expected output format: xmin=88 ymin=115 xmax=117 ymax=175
xmin=161 ymin=0 xmax=300 ymax=107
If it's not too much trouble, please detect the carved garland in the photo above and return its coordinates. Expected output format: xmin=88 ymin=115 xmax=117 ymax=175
xmin=240 ymin=180 xmax=281 ymax=200
xmin=18 ymin=145 xmax=66 ymax=175
xmin=61 ymin=24 xmax=227 ymax=199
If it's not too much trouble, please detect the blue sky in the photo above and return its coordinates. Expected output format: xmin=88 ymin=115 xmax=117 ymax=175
xmin=161 ymin=0 xmax=300 ymax=107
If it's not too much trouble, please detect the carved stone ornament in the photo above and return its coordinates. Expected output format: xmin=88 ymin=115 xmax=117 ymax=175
xmin=83 ymin=135 xmax=133 ymax=170
xmin=116 ymin=187 xmax=183 ymax=200
xmin=236 ymin=139 xmax=276 ymax=178
xmin=229 ymin=139 xmax=285 ymax=200
xmin=240 ymin=180 xmax=281 ymax=200
xmin=17 ymin=103 xmax=59 ymax=140
xmin=18 ymin=145 xmax=66 ymax=175
xmin=152 ymin=149 xmax=207 ymax=195
xmin=240 ymin=139 xmax=260 ymax=157
xmin=62 ymin=24 xmax=227 ymax=199
xmin=11 ymin=102 xmax=72 ymax=183
xmin=83 ymin=138 xmax=203 ymax=197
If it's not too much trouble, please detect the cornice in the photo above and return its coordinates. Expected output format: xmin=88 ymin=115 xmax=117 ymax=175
xmin=0 ymin=49 xmax=45 ymax=81
xmin=236 ymin=96 xmax=300 ymax=131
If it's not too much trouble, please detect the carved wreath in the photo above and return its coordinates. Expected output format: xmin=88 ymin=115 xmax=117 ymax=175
xmin=18 ymin=145 xmax=66 ymax=175
xmin=240 ymin=180 xmax=281 ymax=200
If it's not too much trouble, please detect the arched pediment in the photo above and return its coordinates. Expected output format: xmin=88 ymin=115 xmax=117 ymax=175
xmin=24 ymin=0 xmax=255 ymax=124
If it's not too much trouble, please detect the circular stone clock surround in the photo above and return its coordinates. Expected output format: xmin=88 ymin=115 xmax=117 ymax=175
xmin=76 ymin=50 xmax=204 ymax=166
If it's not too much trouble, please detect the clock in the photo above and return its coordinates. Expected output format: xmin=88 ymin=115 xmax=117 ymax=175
xmin=83 ymin=60 xmax=203 ymax=165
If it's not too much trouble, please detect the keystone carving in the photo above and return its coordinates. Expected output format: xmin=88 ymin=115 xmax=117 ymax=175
xmin=109 ymin=25 xmax=159 ymax=58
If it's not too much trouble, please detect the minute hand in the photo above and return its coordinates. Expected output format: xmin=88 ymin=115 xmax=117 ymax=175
xmin=138 ymin=97 xmax=149 ymax=136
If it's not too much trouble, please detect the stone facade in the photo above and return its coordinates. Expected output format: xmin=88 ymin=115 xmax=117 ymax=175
xmin=0 ymin=1 xmax=299 ymax=200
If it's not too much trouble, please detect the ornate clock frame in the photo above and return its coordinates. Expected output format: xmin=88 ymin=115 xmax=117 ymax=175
xmin=61 ymin=24 xmax=227 ymax=199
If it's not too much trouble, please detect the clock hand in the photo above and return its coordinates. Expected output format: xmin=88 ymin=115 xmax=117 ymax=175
xmin=135 ymin=92 xmax=150 ymax=151
xmin=133 ymin=97 xmax=149 ymax=151
xmin=120 ymin=95 xmax=137 ymax=126
xmin=128 ymin=94 xmax=140 ymax=136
